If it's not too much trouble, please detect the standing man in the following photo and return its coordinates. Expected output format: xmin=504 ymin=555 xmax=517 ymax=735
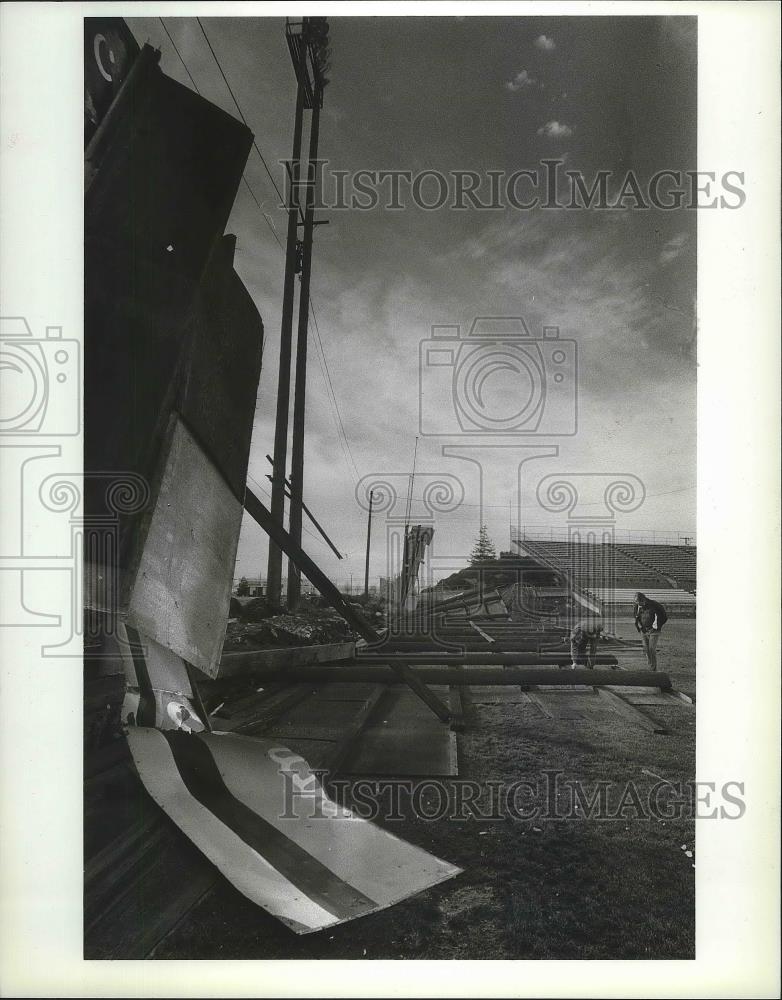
xmin=569 ymin=619 xmax=603 ymax=669
xmin=634 ymin=592 xmax=668 ymax=671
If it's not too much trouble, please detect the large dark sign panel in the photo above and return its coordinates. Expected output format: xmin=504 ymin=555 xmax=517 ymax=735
xmin=84 ymin=17 xmax=140 ymax=144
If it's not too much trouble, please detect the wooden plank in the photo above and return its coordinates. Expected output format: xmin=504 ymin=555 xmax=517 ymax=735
xmin=220 ymin=641 xmax=356 ymax=677
xmin=604 ymin=685 xmax=661 ymax=695
xmin=312 ymin=682 xmax=383 ymax=701
xmin=595 ymin=687 xmax=669 ymax=734
xmin=235 ymin=684 xmax=321 ymax=736
xmin=524 ymin=689 xmax=597 ymax=720
xmin=468 ymin=685 xmax=529 ymax=704
xmin=525 ymin=689 xmax=556 ymax=718
xmin=665 ymin=689 xmax=695 ymax=705
xmin=128 ymin=418 xmax=242 ymax=677
xmin=264 ymin=665 xmax=667 ymax=689
xmin=85 ymin=832 xmax=218 ymax=959
xmin=212 ymin=682 xmax=287 ymax=723
xmin=243 ymin=487 xmax=453 ymax=722
xmin=340 ymin=687 xmax=458 ymax=776
xmin=273 ymin=696 xmax=370 ymax=731
xmin=451 ymin=682 xmax=474 ymax=724
xmin=620 ymin=692 xmax=681 ymax=706
xmin=327 ymin=686 xmax=386 ymax=776
xmin=341 ymin=729 xmax=458 ymax=776
xmin=469 ymin=621 xmax=495 ymax=643
xmin=84 ymin=798 xmax=219 ymax=959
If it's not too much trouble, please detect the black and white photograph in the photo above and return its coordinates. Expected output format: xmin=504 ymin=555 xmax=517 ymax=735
xmin=0 ymin=2 xmax=779 ymax=995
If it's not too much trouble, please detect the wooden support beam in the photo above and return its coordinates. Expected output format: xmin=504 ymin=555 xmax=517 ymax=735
xmin=469 ymin=621 xmax=495 ymax=643
xmin=234 ymin=684 xmax=318 ymax=736
xmin=664 ymin=689 xmax=695 ymax=705
xmin=243 ymin=487 xmax=453 ymax=722
xmin=326 ymin=685 xmax=385 ymax=776
xmin=220 ymin=641 xmax=355 ymax=677
xmin=244 ymin=664 xmax=670 ymax=689
xmin=596 ymin=687 xmax=669 ymax=734
xmin=451 ymin=678 xmax=473 ymax=730
xmin=525 ymin=689 xmax=556 ymax=718
xmin=356 ymin=650 xmax=619 ymax=666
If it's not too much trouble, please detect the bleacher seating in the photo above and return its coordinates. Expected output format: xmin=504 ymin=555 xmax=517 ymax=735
xmin=615 ymin=544 xmax=696 ymax=592
xmin=513 ymin=538 xmax=697 ymax=615
xmin=590 ymin=587 xmax=696 ymax=617
xmin=516 ymin=539 xmax=669 ymax=589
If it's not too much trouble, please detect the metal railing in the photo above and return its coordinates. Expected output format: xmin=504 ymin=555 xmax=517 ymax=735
xmin=511 ymin=526 xmax=696 ymax=547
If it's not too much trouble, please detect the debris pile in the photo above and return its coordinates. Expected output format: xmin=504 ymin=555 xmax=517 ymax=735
xmin=223 ymin=591 xmax=387 ymax=651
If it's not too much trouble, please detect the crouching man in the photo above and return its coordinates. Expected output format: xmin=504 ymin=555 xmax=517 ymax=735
xmin=569 ymin=619 xmax=603 ymax=669
xmin=634 ymin=592 xmax=668 ymax=671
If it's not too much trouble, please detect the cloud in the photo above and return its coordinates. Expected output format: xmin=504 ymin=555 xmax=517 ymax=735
xmin=659 ymin=232 xmax=690 ymax=265
xmin=504 ymin=69 xmax=537 ymax=92
xmin=537 ymin=120 xmax=573 ymax=139
xmin=534 ymin=34 xmax=556 ymax=51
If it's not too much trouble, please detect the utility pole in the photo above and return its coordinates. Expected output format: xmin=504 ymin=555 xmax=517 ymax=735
xmin=287 ymin=69 xmax=324 ymax=609
xmin=266 ymin=21 xmax=309 ymax=606
xmin=363 ymin=489 xmax=374 ymax=597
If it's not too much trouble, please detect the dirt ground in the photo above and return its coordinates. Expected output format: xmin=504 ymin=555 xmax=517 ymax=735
xmin=153 ymin=618 xmax=696 ymax=960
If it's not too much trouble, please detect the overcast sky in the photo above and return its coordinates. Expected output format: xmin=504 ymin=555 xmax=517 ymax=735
xmin=129 ymin=15 xmax=697 ymax=589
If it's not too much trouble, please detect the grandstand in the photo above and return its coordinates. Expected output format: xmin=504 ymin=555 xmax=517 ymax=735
xmin=588 ymin=588 xmax=696 ymax=617
xmin=512 ymin=535 xmax=697 ymax=618
xmin=615 ymin=544 xmax=696 ymax=593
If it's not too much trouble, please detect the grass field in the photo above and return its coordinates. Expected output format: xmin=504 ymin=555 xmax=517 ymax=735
xmin=153 ymin=618 xmax=696 ymax=960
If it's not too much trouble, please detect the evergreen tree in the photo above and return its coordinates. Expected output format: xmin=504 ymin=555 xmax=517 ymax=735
xmin=469 ymin=525 xmax=497 ymax=564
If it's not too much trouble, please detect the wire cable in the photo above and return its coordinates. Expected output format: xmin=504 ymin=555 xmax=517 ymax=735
xmin=159 ymin=18 xmax=201 ymax=94
xmin=196 ymin=17 xmax=287 ymax=209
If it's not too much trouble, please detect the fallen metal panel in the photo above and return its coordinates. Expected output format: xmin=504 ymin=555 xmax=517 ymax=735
xmin=251 ymin=737 xmax=337 ymax=771
xmin=116 ymin=621 xmax=208 ymax=733
xmin=127 ymin=728 xmax=461 ymax=934
xmin=128 ymin=417 xmax=241 ymax=677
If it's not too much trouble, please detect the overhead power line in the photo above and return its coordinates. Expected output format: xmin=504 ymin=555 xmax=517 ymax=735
xmin=196 ymin=17 xmax=287 ymax=209
xmin=159 ymin=18 xmax=201 ymax=94
xmin=308 ymin=296 xmax=361 ymax=485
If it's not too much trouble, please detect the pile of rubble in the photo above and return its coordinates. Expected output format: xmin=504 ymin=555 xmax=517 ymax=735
xmin=223 ymin=594 xmax=385 ymax=652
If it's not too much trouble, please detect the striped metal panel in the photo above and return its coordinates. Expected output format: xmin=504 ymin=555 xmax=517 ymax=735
xmin=127 ymin=728 xmax=461 ymax=934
